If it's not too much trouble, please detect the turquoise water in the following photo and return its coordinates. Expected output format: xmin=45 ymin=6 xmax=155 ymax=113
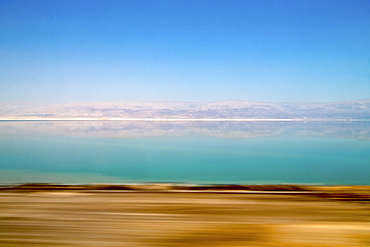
xmin=0 ymin=121 xmax=369 ymax=184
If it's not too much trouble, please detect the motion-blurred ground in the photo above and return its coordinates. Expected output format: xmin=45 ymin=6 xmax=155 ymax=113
xmin=0 ymin=186 xmax=369 ymax=246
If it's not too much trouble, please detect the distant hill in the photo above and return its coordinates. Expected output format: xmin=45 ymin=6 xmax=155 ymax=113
xmin=1 ymin=99 xmax=370 ymax=120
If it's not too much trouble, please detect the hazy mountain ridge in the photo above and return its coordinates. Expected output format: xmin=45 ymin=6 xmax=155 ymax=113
xmin=1 ymin=99 xmax=370 ymax=119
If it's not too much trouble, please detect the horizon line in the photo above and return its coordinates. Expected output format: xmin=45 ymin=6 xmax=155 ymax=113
xmin=1 ymin=118 xmax=369 ymax=122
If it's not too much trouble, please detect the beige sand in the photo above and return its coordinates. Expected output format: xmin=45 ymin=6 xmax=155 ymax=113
xmin=0 ymin=185 xmax=369 ymax=246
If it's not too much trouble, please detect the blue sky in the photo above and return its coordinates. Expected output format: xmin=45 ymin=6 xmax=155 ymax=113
xmin=0 ymin=0 xmax=369 ymax=104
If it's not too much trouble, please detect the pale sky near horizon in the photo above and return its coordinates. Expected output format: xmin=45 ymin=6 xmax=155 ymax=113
xmin=0 ymin=0 xmax=369 ymax=104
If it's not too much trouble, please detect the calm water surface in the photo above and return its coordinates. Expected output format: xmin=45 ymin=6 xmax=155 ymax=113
xmin=0 ymin=121 xmax=369 ymax=184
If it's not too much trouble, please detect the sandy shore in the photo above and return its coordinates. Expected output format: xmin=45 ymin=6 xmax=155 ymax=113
xmin=1 ymin=184 xmax=369 ymax=247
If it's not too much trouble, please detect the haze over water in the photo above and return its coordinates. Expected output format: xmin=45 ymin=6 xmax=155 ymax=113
xmin=1 ymin=120 xmax=369 ymax=185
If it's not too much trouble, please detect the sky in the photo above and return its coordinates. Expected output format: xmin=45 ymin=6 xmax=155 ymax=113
xmin=0 ymin=0 xmax=369 ymax=104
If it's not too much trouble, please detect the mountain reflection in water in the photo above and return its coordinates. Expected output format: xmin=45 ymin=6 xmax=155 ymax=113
xmin=1 ymin=120 xmax=370 ymax=140
xmin=0 ymin=120 xmax=369 ymax=185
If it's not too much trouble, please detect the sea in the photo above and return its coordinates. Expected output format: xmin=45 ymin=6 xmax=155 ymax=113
xmin=0 ymin=120 xmax=369 ymax=185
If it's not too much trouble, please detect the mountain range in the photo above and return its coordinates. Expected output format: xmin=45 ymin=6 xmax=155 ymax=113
xmin=1 ymin=99 xmax=370 ymax=120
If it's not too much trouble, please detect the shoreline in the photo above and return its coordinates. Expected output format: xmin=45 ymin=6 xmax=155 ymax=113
xmin=1 ymin=183 xmax=369 ymax=201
